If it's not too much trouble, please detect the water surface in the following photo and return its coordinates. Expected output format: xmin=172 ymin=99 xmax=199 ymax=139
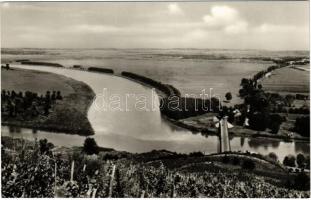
xmin=1 ymin=64 xmax=309 ymax=162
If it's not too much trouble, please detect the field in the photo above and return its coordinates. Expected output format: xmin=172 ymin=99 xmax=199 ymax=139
xmin=1 ymin=68 xmax=95 ymax=135
xmin=261 ymin=66 xmax=310 ymax=95
xmin=1 ymin=68 xmax=74 ymax=96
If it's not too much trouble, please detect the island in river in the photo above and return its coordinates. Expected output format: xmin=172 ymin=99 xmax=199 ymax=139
xmin=1 ymin=67 xmax=95 ymax=135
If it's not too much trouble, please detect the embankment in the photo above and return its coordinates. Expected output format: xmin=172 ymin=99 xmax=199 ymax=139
xmin=121 ymin=71 xmax=180 ymax=97
xmin=88 ymin=67 xmax=114 ymax=74
xmin=20 ymin=61 xmax=64 ymax=68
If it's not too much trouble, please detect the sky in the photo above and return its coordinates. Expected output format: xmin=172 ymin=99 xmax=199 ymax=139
xmin=1 ymin=2 xmax=309 ymax=50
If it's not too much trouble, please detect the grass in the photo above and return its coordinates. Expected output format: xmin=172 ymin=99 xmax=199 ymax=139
xmin=1 ymin=68 xmax=95 ymax=135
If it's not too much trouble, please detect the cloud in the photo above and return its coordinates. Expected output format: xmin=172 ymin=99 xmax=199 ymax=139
xmin=225 ymin=21 xmax=248 ymax=34
xmin=2 ymin=2 xmax=10 ymax=8
xmin=203 ymin=6 xmax=248 ymax=34
xmin=254 ymin=23 xmax=298 ymax=33
xmin=72 ymin=24 xmax=120 ymax=33
xmin=168 ymin=3 xmax=183 ymax=15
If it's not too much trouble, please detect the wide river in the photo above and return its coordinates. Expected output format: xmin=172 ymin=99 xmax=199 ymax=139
xmin=2 ymin=64 xmax=309 ymax=161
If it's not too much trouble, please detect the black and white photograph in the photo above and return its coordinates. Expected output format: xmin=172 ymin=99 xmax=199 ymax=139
xmin=1 ymin=1 xmax=310 ymax=198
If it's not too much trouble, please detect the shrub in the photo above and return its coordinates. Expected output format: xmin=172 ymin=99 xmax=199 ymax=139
xmin=83 ymin=137 xmax=99 ymax=155
xmin=39 ymin=139 xmax=54 ymax=155
xmin=225 ymin=92 xmax=232 ymax=101
xmin=189 ymin=152 xmax=204 ymax=157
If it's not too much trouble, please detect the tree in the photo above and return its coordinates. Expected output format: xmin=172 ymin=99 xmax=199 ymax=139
xmin=249 ymin=112 xmax=269 ymax=131
xmin=305 ymin=156 xmax=310 ymax=169
xmin=83 ymin=137 xmax=99 ymax=155
xmin=225 ymin=92 xmax=232 ymax=101
xmin=283 ymin=155 xmax=296 ymax=167
xmin=269 ymin=114 xmax=283 ymax=134
xmin=268 ymin=152 xmax=278 ymax=162
xmin=285 ymin=94 xmax=295 ymax=107
xmin=296 ymin=154 xmax=306 ymax=168
xmin=294 ymin=116 xmax=310 ymax=137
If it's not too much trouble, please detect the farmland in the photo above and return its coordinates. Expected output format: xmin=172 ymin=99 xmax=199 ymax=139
xmin=261 ymin=65 xmax=309 ymax=95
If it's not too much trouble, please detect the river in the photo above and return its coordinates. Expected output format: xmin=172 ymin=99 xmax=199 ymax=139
xmin=1 ymin=64 xmax=309 ymax=162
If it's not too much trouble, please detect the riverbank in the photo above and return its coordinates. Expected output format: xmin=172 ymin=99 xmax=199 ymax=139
xmin=7 ymin=59 xmax=310 ymax=143
xmin=1 ymin=68 xmax=95 ymax=135
xmin=2 ymin=136 xmax=309 ymax=198
xmin=119 ymin=65 xmax=309 ymax=142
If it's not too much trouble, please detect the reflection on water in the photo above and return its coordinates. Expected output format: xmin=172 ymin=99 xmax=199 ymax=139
xmin=3 ymin=125 xmax=309 ymax=162
xmin=247 ymin=138 xmax=280 ymax=149
xmin=2 ymin=64 xmax=309 ymax=162
xmin=240 ymin=137 xmax=245 ymax=147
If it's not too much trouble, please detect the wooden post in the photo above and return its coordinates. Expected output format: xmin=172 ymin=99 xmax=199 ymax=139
xmin=108 ymin=165 xmax=116 ymax=197
xmin=92 ymin=188 xmax=97 ymax=198
xmin=54 ymin=162 xmax=57 ymax=195
xmin=141 ymin=190 xmax=145 ymax=198
xmin=70 ymin=160 xmax=75 ymax=183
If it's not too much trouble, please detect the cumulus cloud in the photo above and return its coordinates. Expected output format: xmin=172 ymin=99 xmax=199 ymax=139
xmin=168 ymin=3 xmax=183 ymax=15
xmin=203 ymin=6 xmax=248 ymax=34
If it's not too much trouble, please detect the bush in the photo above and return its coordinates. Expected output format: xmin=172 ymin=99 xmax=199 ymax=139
xmin=242 ymin=159 xmax=255 ymax=170
xmin=83 ymin=138 xmax=99 ymax=155
xmin=39 ymin=139 xmax=54 ymax=155
xmin=189 ymin=152 xmax=204 ymax=157
xmin=283 ymin=155 xmax=296 ymax=167
xmin=225 ymin=92 xmax=232 ymax=101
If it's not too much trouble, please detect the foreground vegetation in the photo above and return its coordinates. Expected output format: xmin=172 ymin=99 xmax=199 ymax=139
xmin=1 ymin=137 xmax=310 ymax=198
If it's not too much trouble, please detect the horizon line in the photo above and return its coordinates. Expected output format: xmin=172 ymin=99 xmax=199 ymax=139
xmin=1 ymin=47 xmax=309 ymax=52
